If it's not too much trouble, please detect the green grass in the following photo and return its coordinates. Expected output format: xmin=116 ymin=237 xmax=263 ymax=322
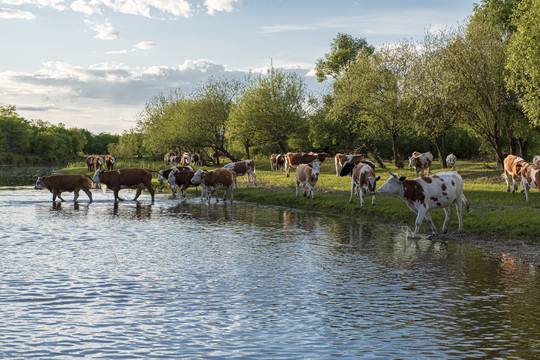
xmin=61 ymin=156 xmax=540 ymax=243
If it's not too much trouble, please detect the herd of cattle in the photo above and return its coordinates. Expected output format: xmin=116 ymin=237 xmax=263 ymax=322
xmin=32 ymin=150 xmax=540 ymax=236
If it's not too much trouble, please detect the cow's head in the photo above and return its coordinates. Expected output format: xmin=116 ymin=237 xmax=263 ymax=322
xmin=311 ymin=160 xmax=321 ymax=180
xmin=34 ymin=176 xmax=46 ymax=190
xmin=367 ymin=174 xmax=382 ymax=195
xmin=92 ymin=170 xmax=102 ymax=183
xmin=377 ymin=172 xmax=406 ymax=196
xmin=340 ymin=162 xmax=356 ymax=177
xmin=408 ymin=156 xmax=416 ymax=168
xmin=191 ymin=169 xmax=205 ymax=185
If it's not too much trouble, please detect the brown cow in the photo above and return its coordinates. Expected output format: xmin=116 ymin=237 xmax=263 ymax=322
xmin=270 ymin=154 xmax=285 ymax=172
xmin=504 ymin=154 xmax=528 ymax=193
xmin=334 ymin=153 xmax=364 ymax=177
xmin=345 ymin=161 xmax=380 ymax=206
xmin=157 ymin=166 xmax=193 ymax=190
xmin=284 ymin=152 xmax=319 ymax=177
xmin=191 ymin=168 xmax=236 ymax=203
xmin=167 ymin=168 xmax=197 ymax=199
xmin=92 ymin=167 xmax=155 ymax=202
xmin=34 ymin=174 xmax=93 ymax=202
xmin=294 ymin=160 xmax=320 ymax=199
xmin=224 ymin=159 xmax=256 ymax=186
xmin=86 ymin=156 xmax=95 ymax=171
xmin=191 ymin=152 xmax=203 ymax=166
xmin=519 ymin=163 xmax=540 ymax=203
xmin=180 ymin=152 xmax=191 ymax=167
xmin=496 ymin=151 xmax=509 ymax=169
xmin=105 ymin=155 xmax=115 ymax=171
xmin=93 ymin=156 xmax=103 ymax=171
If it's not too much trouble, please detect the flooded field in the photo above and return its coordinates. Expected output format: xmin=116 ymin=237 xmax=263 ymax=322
xmin=1 ymin=185 xmax=540 ymax=358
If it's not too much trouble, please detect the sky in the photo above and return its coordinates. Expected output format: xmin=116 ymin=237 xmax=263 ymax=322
xmin=0 ymin=0 xmax=476 ymax=134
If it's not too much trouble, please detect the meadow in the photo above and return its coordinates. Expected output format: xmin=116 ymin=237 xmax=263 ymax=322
xmin=63 ymin=156 xmax=540 ymax=243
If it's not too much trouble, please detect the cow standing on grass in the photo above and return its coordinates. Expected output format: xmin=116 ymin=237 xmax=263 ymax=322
xmin=35 ymin=174 xmax=93 ymax=202
xmin=93 ymin=156 xmax=104 ymax=171
xmin=294 ymin=160 xmax=320 ymax=199
xmin=270 ymin=154 xmax=285 ymax=172
xmin=105 ymin=155 xmax=115 ymax=171
xmin=377 ymin=171 xmax=469 ymax=237
xmin=334 ymin=153 xmax=364 ymax=177
xmin=224 ymin=159 xmax=256 ymax=186
xmin=446 ymin=154 xmax=457 ymax=169
xmin=86 ymin=156 xmax=95 ymax=171
xmin=340 ymin=161 xmax=380 ymax=206
xmin=93 ymin=167 xmax=155 ymax=202
xmin=408 ymin=151 xmax=433 ymax=177
xmin=285 ymin=152 xmax=319 ymax=177
xmin=503 ymin=154 xmax=528 ymax=193
xmin=519 ymin=163 xmax=540 ymax=203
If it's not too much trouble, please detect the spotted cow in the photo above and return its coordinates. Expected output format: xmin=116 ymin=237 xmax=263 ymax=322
xmin=519 ymin=163 xmax=540 ymax=203
xmin=408 ymin=151 xmax=433 ymax=177
xmin=294 ymin=160 xmax=320 ymax=199
xmin=191 ymin=168 xmax=236 ymax=203
xmin=377 ymin=171 xmax=469 ymax=237
xmin=504 ymin=154 xmax=528 ymax=193
xmin=270 ymin=154 xmax=285 ymax=172
xmin=284 ymin=152 xmax=320 ymax=177
xmin=334 ymin=153 xmax=364 ymax=177
xmin=341 ymin=161 xmax=380 ymax=206
xmin=224 ymin=159 xmax=256 ymax=186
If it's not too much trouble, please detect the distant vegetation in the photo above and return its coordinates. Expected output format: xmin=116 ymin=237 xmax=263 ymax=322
xmin=2 ymin=0 xmax=540 ymax=166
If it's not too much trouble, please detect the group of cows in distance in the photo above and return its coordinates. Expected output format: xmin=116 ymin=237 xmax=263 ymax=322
xmin=31 ymin=149 xmax=540 ymax=237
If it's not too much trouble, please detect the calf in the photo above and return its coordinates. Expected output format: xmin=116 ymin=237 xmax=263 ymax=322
xmin=270 ymin=154 xmax=285 ymax=172
xmin=496 ymin=151 xmax=509 ymax=169
xmin=224 ymin=159 xmax=256 ymax=186
xmin=532 ymin=155 xmax=540 ymax=168
xmin=105 ymin=155 xmax=115 ymax=171
xmin=408 ymin=151 xmax=433 ymax=177
xmin=285 ymin=152 xmax=319 ymax=177
xmin=167 ymin=168 xmax=197 ymax=199
xmin=519 ymin=163 xmax=540 ymax=203
xmin=377 ymin=171 xmax=469 ymax=237
xmin=294 ymin=160 xmax=320 ymax=199
xmin=86 ymin=156 xmax=95 ymax=171
xmin=93 ymin=156 xmax=104 ymax=171
xmin=344 ymin=161 xmax=380 ymax=206
xmin=34 ymin=174 xmax=93 ymax=202
xmin=446 ymin=154 xmax=457 ymax=169
xmin=504 ymin=154 xmax=528 ymax=193
xmin=334 ymin=153 xmax=364 ymax=176
xmin=93 ymin=167 xmax=155 ymax=202
xmin=191 ymin=168 xmax=236 ymax=203
xmin=157 ymin=166 xmax=193 ymax=190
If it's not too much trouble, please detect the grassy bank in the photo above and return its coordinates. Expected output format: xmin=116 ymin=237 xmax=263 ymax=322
xmin=62 ymin=157 xmax=540 ymax=243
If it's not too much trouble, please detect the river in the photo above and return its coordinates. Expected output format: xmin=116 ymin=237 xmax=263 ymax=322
xmin=1 ymin=185 xmax=540 ymax=359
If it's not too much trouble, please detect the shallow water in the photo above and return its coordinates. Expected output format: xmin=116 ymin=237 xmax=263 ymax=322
xmin=1 ymin=186 xmax=540 ymax=359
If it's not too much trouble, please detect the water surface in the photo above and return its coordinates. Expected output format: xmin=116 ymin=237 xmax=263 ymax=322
xmin=1 ymin=187 xmax=540 ymax=359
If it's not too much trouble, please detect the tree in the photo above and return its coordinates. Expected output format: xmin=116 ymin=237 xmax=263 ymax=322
xmin=315 ymin=33 xmax=375 ymax=82
xmin=507 ymin=0 xmax=540 ymax=125
xmin=228 ymin=65 xmax=310 ymax=154
xmin=108 ymin=129 xmax=143 ymax=158
xmin=0 ymin=105 xmax=32 ymax=155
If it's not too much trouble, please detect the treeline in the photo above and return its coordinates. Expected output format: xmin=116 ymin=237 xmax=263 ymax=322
xmin=0 ymin=105 xmax=119 ymax=165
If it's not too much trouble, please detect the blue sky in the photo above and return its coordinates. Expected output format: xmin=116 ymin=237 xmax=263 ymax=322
xmin=0 ymin=0 xmax=476 ymax=134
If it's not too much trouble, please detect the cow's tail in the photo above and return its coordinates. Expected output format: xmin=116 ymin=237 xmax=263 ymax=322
xmin=462 ymin=193 xmax=470 ymax=213
xmin=85 ymin=174 xmax=94 ymax=182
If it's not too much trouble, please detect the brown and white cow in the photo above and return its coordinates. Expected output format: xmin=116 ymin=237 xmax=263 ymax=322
xmin=446 ymin=154 xmax=457 ymax=169
xmin=180 ymin=152 xmax=191 ymax=167
xmin=157 ymin=166 xmax=194 ymax=191
xmin=532 ymin=155 xmax=540 ymax=168
xmin=270 ymin=154 xmax=285 ymax=172
xmin=164 ymin=152 xmax=175 ymax=165
xmin=284 ymin=152 xmax=319 ymax=177
xmin=408 ymin=151 xmax=433 ymax=177
xmin=35 ymin=174 xmax=93 ymax=202
xmin=224 ymin=159 xmax=256 ymax=186
xmin=86 ymin=156 xmax=95 ymax=171
xmin=341 ymin=161 xmax=380 ymax=206
xmin=377 ymin=171 xmax=469 ymax=237
xmin=191 ymin=152 xmax=202 ymax=166
xmin=92 ymin=167 xmax=155 ymax=202
xmin=496 ymin=151 xmax=509 ymax=169
xmin=334 ymin=153 xmax=364 ymax=176
xmin=93 ymin=156 xmax=103 ymax=171
xmin=504 ymin=154 xmax=528 ymax=193
xmin=294 ymin=160 xmax=320 ymax=199
xmin=105 ymin=155 xmax=115 ymax=171
xmin=519 ymin=163 xmax=540 ymax=203
xmin=167 ymin=167 xmax=197 ymax=200
xmin=210 ymin=150 xmax=223 ymax=164
xmin=191 ymin=168 xmax=236 ymax=203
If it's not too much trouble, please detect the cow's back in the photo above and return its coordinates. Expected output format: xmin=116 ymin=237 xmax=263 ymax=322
xmin=104 ymin=167 xmax=151 ymax=186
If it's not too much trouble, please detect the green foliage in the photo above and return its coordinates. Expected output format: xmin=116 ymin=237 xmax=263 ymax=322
xmin=83 ymin=132 xmax=119 ymax=155
xmin=108 ymin=129 xmax=143 ymax=158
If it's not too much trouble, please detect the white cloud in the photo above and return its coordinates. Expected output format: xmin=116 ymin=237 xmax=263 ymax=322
xmin=84 ymin=19 xmax=119 ymax=40
xmin=0 ymin=7 xmax=35 ymax=19
xmin=204 ymin=0 xmax=239 ymax=15
xmin=2 ymin=0 xmax=66 ymax=11
xmin=259 ymin=25 xmax=312 ymax=34
xmin=134 ymin=41 xmax=157 ymax=50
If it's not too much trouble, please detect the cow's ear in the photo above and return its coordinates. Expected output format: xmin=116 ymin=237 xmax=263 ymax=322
xmin=399 ymin=176 xmax=406 ymax=182
xmin=376 ymin=176 xmax=381 ymax=181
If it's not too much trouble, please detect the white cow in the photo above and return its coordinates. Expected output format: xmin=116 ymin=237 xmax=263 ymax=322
xmin=294 ymin=160 xmax=320 ymax=199
xmin=446 ymin=153 xmax=457 ymax=169
xmin=377 ymin=171 xmax=469 ymax=237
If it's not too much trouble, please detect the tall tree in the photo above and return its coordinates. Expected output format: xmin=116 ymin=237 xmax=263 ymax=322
xmin=0 ymin=105 xmax=32 ymax=155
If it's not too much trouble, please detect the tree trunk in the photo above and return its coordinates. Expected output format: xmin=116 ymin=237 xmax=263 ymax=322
xmin=436 ymin=134 xmax=447 ymax=168
xmin=244 ymin=142 xmax=251 ymax=160
xmin=364 ymin=142 xmax=386 ymax=169
xmin=346 ymin=133 xmax=355 ymax=153
xmin=391 ymin=132 xmax=401 ymax=167
xmin=519 ymin=139 xmax=528 ymax=160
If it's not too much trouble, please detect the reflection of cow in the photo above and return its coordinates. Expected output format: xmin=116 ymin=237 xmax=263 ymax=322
xmin=93 ymin=156 xmax=104 ymax=171
xmin=105 ymin=155 xmax=115 ymax=171
xmin=284 ymin=152 xmax=319 ymax=177
xmin=35 ymin=174 xmax=93 ymax=202
xmin=86 ymin=156 xmax=95 ymax=171
xmin=92 ymin=168 xmax=155 ymax=202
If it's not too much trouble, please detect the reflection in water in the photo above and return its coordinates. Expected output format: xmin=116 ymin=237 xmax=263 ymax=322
xmin=1 ymin=187 xmax=540 ymax=359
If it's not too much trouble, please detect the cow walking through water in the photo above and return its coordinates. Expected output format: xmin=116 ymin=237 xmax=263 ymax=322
xmin=191 ymin=168 xmax=236 ymax=203
xmin=377 ymin=171 xmax=469 ymax=237
xmin=35 ymin=174 xmax=93 ymax=202
xmin=93 ymin=167 xmax=155 ymax=202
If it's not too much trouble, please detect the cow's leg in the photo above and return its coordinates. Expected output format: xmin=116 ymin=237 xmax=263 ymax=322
xmin=455 ymin=197 xmax=464 ymax=232
xmin=230 ymin=186 xmax=234 ymax=203
xmin=413 ymin=207 xmax=428 ymax=235
xmin=423 ymin=211 xmax=438 ymax=235
xmin=73 ymin=189 xmax=80 ymax=202
xmin=296 ymin=180 xmax=300 ymax=197
xmin=114 ymin=189 xmax=122 ymax=202
xmin=249 ymin=170 xmax=257 ymax=186
xmin=359 ymin=186 xmax=365 ymax=206
xmin=57 ymin=192 xmax=65 ymax=202
xmin=335 ymin=160 xmax=340 ymax=177
xmin=441 ymin=206 xmax=453 ymax=233
xmin=505 ymin=171 xmax=511 ymax=192
xmin=349 ymin=181 xmax=355 ymax=203
xmin=512 ymin=175 xmax=519 ymax=193
xmin=133 ymin=185 xmax=143 ymax=201
xmin=303 ymin=183 xmax=308 ymax=197
xmin=146 ymin=182 xmax=155 ymax=202
xmin=309 ymin=184 xmax=315 ymax=199
xmin=83 ymin=188 xmax=93 ymax=203
xmin=523 ymin=182 xmax=530 ymax=203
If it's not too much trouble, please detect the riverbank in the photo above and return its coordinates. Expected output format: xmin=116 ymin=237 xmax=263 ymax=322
xmin=61 ymin=157 xmax=540 ymax=265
